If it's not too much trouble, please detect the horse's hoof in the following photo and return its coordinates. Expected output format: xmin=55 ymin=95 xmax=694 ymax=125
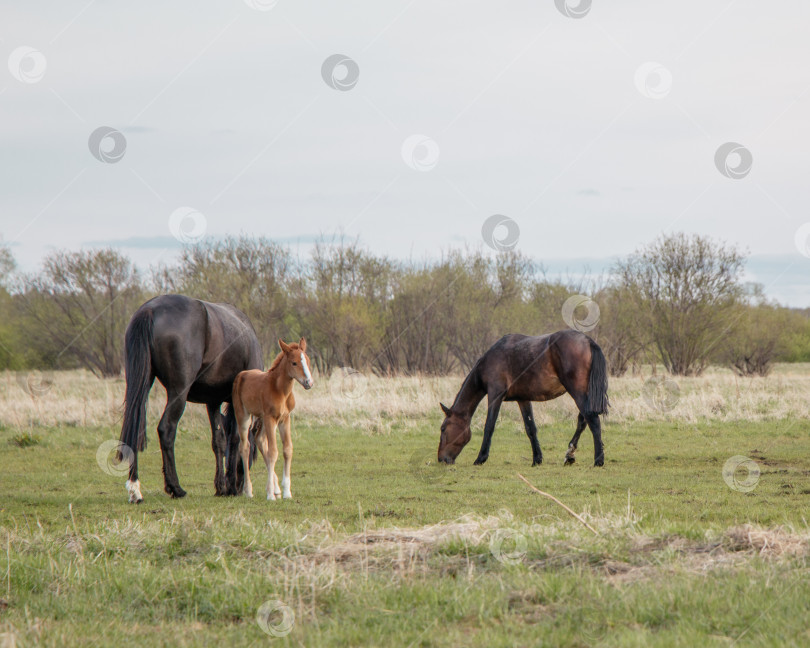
xmin=564 ymin=456 xmax=575 ymax=466
xmin=282 ymin=493 xmax=292 ymax=500
xmin=266 ymin=494 xmax=275 ymax=501
xmin=594 ymin=459 xmax=605 ymax=467
xmin=473 ymin=457 xmax=487 ymax=466
xmin=532 ymin=457 xmax=543 ymax=466
xmin=171 ymin=488 xmax=187 ymax=499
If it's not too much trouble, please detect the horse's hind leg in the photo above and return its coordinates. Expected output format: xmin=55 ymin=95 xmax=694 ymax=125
xmin=517 ymin=401 xmax=542 ymax=466
xmin=207 ymin=403 xmax=227 ymax=496
xmin=585 ymin=413 xmax=605 ymax=467
xmin=564 ymin=413 xmax=587 ymax=466
xmin=254 ymin=424 xmax=275 ymax=501
xmin=157 ymin=392 xmax=188 ymax=498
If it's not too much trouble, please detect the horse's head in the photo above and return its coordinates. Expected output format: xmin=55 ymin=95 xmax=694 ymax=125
xmin=437 ymin=402 xmax=470 ymax=464
xmin=278 ymin=338 xmax=314 ymax=390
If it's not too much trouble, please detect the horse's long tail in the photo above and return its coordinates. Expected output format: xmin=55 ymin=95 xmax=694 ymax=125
xmin=585 ymin=339 xmax=610 ymax=416
xmin=119 ymin=308 xmax=154 ymax=456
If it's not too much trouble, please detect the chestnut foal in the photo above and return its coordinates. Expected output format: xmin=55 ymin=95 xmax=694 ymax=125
xmin=232 ymin=338 xmax=314 ymax=499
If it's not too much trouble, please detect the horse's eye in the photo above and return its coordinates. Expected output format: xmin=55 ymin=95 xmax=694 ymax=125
xmin=292 ymin=362 xmax=297 ymax=366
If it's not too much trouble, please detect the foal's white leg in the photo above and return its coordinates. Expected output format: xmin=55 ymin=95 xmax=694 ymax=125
xmin=237 ymin=417 xmax=253 ymax=498
xmin=279 ymin=416 xmax=293 ymax=499
xmin=264 ymin=415 xmax=280 ymax=501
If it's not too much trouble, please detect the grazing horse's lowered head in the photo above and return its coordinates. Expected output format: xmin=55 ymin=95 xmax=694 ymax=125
xmin=278 ymin=338 xmax=314 ymax=390
xmin=438 ymin=402 xmax=470 ymax=464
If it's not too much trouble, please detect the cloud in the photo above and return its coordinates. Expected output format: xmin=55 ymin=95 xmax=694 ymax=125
xmin=576 ymin=188 xmax=600 ymax=196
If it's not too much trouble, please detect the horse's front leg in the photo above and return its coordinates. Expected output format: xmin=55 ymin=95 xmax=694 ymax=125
xmin=518 ymin=401 xmax=542 ymax=466
xmin=279 ymin=416 xmax=293 ymax=499
xmin=263 ymin=414 xmax=280 ymax=500
xmin=473 ymin=392 xmax=503 ymax=465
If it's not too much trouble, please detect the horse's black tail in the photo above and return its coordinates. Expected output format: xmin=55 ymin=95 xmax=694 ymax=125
xmin=119 ymin=308 xmax=154 ymax=457
xmin=585 ymin=339 xmax=610 ymax=416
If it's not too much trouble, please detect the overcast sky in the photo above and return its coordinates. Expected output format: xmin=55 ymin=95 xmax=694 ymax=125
xmin=3 ymin=1 xmax=810 ymax=304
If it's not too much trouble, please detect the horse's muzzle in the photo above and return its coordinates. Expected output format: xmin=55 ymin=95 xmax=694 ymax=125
xmin=437 ymin=455 xmax=455 ymax=465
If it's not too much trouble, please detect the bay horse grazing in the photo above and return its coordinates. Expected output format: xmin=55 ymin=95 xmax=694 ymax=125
xmin=438 ymin=330 xmax=609 ymax=467
xmin=232 ymin=338 xmax=313 ymax=500
xmin=119 ymin=294 xmax=263 ymax=503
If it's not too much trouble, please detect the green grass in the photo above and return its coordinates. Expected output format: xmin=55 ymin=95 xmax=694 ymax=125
xmin=2 ymin=413 xmax=810 ymax=647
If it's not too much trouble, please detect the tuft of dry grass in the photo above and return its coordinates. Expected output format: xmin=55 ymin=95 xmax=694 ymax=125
xmin=3 ymin=364 xmax=810 ymax=432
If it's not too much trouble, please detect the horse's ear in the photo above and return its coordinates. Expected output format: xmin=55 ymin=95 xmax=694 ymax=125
xmin=440 ymin=402 xmax=451 ymax=417
xmin=279 ymin=339 xmax=291 ymax=353
xmin=299 ymin=337 xmax=307 ymax=352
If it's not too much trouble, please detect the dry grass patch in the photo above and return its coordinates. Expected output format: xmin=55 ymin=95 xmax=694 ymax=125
xmin=4 ymin=364 xmax=810 ymax=432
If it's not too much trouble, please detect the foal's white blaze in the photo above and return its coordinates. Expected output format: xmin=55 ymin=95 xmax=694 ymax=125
xmin=301 ymin=352 xmax=313 ymax=385
xmin=126 ymin=479 xmax=143 ymax=503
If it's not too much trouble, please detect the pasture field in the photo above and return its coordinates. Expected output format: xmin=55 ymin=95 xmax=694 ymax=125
xmin=2 ymin=368 xmax=810 ymax=647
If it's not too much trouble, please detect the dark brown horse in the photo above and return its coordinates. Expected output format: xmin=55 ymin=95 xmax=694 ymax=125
xmin=119 ymin=294 xmax=263 ymax=503
xmin=438 ymin=330 xmax=609 ymax=466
